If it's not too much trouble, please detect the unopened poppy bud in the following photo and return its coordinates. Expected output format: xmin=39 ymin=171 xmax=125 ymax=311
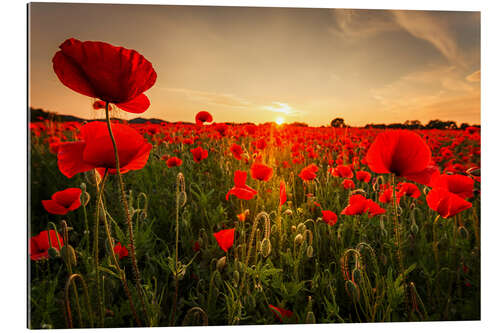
xmin=61 ymin=245 xmax=77 ymax=266
xmin=283 ymin=209 xmax=293 ymax=216
xmin=261 ymin=238 xmax=271 ymax=257
xmin=216 ymin=256 xmax=227 ymax=271
xmin=233 ymin=270 xmax=240 ymax=284
xmin=346 ymin=280 xmax=360 ymax=302
xmin=48 ymin=247 xmax=59 ymax=259
xmin=80 ymin=182 xmax=86 ymax=192
xmin=306 ymin=311 xmax=316 ymax=324
xmin=291 ymin=225 xmax=296 ymax=233
xmin=306 ymin=245 xmax=314 ymax=258
xmin=297 ymin=223 xmax=306 ymax=234
xmin=352 ymin=268 xmax=362 ymax=284
xmin=294 ymin=234 xmax=304 ymax=245
xmin=410 ymin=222 xmax=419 ymax=235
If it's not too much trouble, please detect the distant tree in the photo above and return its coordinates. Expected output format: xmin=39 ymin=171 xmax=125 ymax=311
xmin=426 ymin=119 xmax=457 ymax=130
xmin=460 ymin=123 xmax=471 ymax=130
xmin=290 ymin=122 xmax=308 ymax=127
xmin=330 ymin=118 xmax=346 ymax=128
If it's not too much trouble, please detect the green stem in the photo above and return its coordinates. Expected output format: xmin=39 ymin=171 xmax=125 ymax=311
xmin=93 ymin=170 xmax=105 ymax=326
xmin=104 ymin=102 xmax=148 ymax=324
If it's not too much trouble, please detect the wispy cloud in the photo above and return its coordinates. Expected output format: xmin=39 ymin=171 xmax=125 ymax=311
xmin=261 ymin=102 xmax=301 ymax=116
xmin=165 ymin=88 xmax=250 ymax=108
xmin=466 ymin=70 xmax=481 ymax=82
xmin=329 ymin=9 xmax=397 ymax=40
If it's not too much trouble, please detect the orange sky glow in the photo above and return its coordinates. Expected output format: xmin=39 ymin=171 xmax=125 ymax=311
xmin=29 ymin=3 xmax=480 ymax=126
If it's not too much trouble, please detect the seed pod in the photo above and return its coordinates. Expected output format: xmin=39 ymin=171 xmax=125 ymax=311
xmin=306 ymin=245 xmax=314 ymax=258
xmin=261 ymin=238 xmax=272 ymax=257
xmin=48 ymin=247 xmax=59 ymax=259
xmin=216 ymin=256 xmax=227 ymax=271
xmin=294 ymin=234 xmax=304 ymax=245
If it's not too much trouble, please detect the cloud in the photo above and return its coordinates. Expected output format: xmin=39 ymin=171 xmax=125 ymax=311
xmin=165 ymin=88 xmax=250 ymax=108
xmin=391 ymin=11 xmax=464 ymax=67
xmin=262 ymin=102 xmax=300 ymax=116
xmin=329 ymin=9 xmax=397 ymax=39
xmin=466 ymin=70 xmax=481 ymax=82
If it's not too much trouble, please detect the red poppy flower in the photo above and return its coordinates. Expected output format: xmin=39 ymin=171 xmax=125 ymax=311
xmin=230 ymin=143 xmax=244 ymax=160
xmin=322 ymin=210 xmax=338 ymax=226
xmin=57 ymin=121 xmax=152 ymax=178
xmin=250 ymin=163 xmax=273 ymax=182
xmin=299 ymin=164 xmax=319 ymax=181
xmin=53 ymin=38 xmax=157 ymax=113
xmin=331 ymin=165 xmax=353 ymax=178
xmin=237 ymin=211 xmax=247 ymax=222
xmin=113 ymin=242 xmax=129 ymax=260
xmin=429 ymin=173 xmax=474 ymax=199
xmin=279 ymin=181 xmax=287 ymax=208
xmin=397 ymin=182 xmax=421 ymax=198
xmin=341 ymin=194 xmax=386 ymax=217
xmin=29 ymin=230 xmax=64 ymax=261
xmin=166 ymin=156 xmax=182 ymax=168
xmin=191 ymin=146 xmax=208 ymax=163
xmin=268 ymin=305 xmax=294 ymax=322
xmin=342 ymin=179 xmax=355 ymax=190
xmin=356 ymin=170 xmax=371 ymax=183
xmin=378 ymin=187 xmax=401 ymax=204
xmin=42 ymin=188 xmax=82 ymax=215
xmin=226 ymin=170 xmax=258 ymax=200
xmin=213 ymin=228 xmax=235 ymax=252
xmin=92 ymin=100 xmax=107 ymax=110
xmin=195 ymin=111 xmax=213 ymax=125
xmin=366 ymin=130 xmax=436 ymax=185
xmin=426 ymin=187 xmax=472 ymax=218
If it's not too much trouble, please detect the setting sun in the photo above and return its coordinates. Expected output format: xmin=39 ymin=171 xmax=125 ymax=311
xmin=275 ymin=116 xmax=284 ymax=125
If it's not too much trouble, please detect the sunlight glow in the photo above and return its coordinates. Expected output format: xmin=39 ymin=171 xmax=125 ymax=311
xmin=275 ymin=116 xmax=285 ymax=125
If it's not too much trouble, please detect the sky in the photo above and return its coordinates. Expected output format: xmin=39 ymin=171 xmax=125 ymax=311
xmin=29 ymin=3 xmax=480 ymax=127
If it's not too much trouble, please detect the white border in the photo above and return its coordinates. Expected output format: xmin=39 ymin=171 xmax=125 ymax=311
xmin=2 ymin=0 xmax=499 ymax=332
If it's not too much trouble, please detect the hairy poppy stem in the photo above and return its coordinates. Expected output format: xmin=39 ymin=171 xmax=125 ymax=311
xmin=98 ymin=170 xmax=142 ymax=327
xmin=104 ymin=102 xmax=149 ymax=324
xmin=391 ymin=174 xmax=410 ymax=317
xmin=92 ymin=170 xmax=106 ymax=326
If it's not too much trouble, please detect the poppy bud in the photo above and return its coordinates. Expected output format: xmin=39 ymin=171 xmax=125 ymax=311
xmin=306 ymin=245 xmax=314 ymax=258
xmin=48 ymin=247 xmax=60 ymax=259
xmin=410 ymin=222 xmax=419 ymax=235
xmin=261 ymin=238 xmax=272 ymax=257
xmin=233 ymin=270 xmax=240 ymax=284
xmin=283 ymin=209 xmax=293 ymax=216
xmin=61 ymin=245 xmax=77 ymax=267
xmin=291 ymin=225 xmax=297 ymax=233
xmin=345 ymin=280 xmax=360 ymax=302
xmin=297 ymin=223 xmax=306 ymax=234
xmin=352 ymin=268 xmax=362 ymax=284
xmin=80 ymin=182 xmax=87 ymax=192
xmin=294 ymin=234 xmax=304 ymax=245
xmin=458 ymin=226 xmax=469 ymax=239
xmin=216 ymin=256 xmax=227 ymax=271
xmin=306 ymin=311 xmax=316 ymax=324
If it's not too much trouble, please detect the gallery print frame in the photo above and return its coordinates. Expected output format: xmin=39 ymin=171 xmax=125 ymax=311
xmin=23 ymin=0 xmax=487 ymax=330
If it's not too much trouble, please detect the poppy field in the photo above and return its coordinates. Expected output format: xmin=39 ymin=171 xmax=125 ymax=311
xmin=28 ymin=39 xmax=481 ymax=328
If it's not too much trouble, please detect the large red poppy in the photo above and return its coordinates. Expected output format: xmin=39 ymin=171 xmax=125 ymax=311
xmin=195 ymin=111 xmax=213 ymax=125
xmin=366 ymin=130 xmax=436 ymax=185
xmin=226 ymin=170 xmax=258 ymax=200
xmin=341 ymin=194 xmax=386 ymax=217
xmin=29 ymin=230 xmax=64 ymax=261
xmin=166 ymin=156 xmax=183 ymax=168
xmin=191 ymin=146 xmax=208 ymax=163
xmin=298 ymin=164 xmax=319 ymax=181
xmin=213 ymin=228 xmax=235 ymax=252
xmin=426 ymin=187 xmax=472 ymax=218
xmin=57 ymin=121 xmax=152 ymax=178
xmin=356 ymin=170 xmax=371 ymax=183
xmin=330 ymin=165 xmax=353 ymax=178
xmin=429 ymin=173 xmax=474 ymax=199
xmin=53 ymin=38 xmax=157 ymax=113
xmin=42 ymin=188 xmax=82 ymax=215
xmin=322 ymin=210 xmax=338 ymax=226
xmin=250 ymin=163 xmax=273 ymax=182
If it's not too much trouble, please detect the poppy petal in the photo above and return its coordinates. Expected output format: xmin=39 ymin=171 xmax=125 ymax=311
xmin=115 ymin=93 xmax=151 ymax=114
xmin=42 ymin=199 xmax=69 ymax=215
xmin=57 ymin=141 xmax=95 ymax=178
